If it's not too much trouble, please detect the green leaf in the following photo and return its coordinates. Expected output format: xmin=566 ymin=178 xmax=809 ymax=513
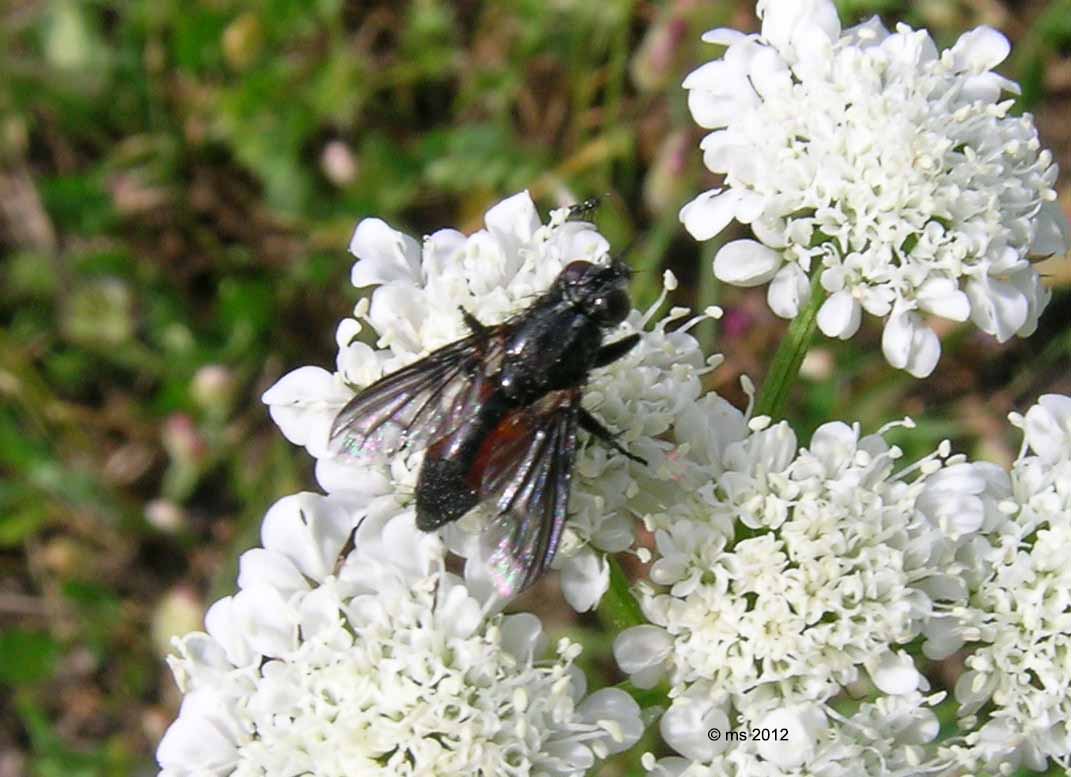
xmin=0 ymin=630 xmax=61 ymax=686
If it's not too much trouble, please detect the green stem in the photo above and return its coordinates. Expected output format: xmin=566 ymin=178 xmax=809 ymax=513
xmin=599 ymin=558 xmax=672 ymax=710
xmin=597 ymin=555 xmax=645 ymax=631
xmin=752 ymin=273 xmax=826 ymax=420
xmin=614 ymin=679 xmax=670 ymax=710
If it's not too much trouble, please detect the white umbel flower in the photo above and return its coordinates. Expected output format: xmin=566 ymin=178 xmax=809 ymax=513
xmin=644 ymin=691 xmax=943 ymax=777
xmin=613 ymin=406 xmax=995 ymax=773
xmin=156 ymin=492 xmax=643 ymax=777
xmin=935 ymin=394 xmax=1071 ymax=775
xmin=680 ymin=0 xmax=1069 ymax=377
xmin=262 ymin=191 xmax=720 ymax=608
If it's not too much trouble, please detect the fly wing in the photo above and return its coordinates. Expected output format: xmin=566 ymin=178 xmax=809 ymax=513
xmin=328 ymin=326 xmax=508 ymax=464
xmin=473 ymin=390 xmax=581 ymax=598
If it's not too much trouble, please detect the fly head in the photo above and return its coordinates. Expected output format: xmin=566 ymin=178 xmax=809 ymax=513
xmin=556 ymin=258 xmax=631 ymax=327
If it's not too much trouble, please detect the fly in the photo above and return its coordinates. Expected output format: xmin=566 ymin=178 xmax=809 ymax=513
xmin=328 ymin=211 xmax=643 ymax=597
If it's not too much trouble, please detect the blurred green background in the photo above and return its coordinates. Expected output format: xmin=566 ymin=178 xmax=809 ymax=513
xmin=0 ymin=1 xmax=1068 ymax=775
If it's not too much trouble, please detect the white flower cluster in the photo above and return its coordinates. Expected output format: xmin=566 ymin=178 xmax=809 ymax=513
xmin=262 ymin=191 xmax=720 ymax=610
xmin=645 ymin=691 xmax=941 ymax=777
xmin=157 ymin=492 xmax=642 ymax=777
xmin=680 ymin=0 xmax=1069 ymax=377
xmin=613 ymin=399 xmax=1010 ymax=774
xmin=929 ymin=395 xmax=1071 ymax=775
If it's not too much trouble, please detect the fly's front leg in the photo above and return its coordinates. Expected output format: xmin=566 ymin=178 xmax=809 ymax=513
xmin=579 ymin=407 xmax=647 ymax=465
xmin=459 ymin=306 xmax=490 ymax=339
xmin=594 ymin=333 xmax=640 ymax=368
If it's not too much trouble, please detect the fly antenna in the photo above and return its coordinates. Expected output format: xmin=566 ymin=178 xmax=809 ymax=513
xmin=611 ymin=238 xmax=639 ymax=275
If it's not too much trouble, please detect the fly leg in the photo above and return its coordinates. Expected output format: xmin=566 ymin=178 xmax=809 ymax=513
xmin=579 ymin=408 xmax=647 ymax=466
xmin=459 ymin=306 xmax=490 ymax=339
xmin=594 ymin=333 xmax=640 ymax=367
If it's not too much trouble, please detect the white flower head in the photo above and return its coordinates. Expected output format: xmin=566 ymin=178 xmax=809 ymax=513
xmin=936 ymin=394 xmax=1071 ymax=774
xmin=157 ymin=492 xmax=643 ymax=777
xmin=262 ymin=191 xmax=720 ymax=608
xmin=643 ymin=691 xmax=943 ymax=777
xmin=614 ymin=413 xmax=996 ymax=772
xmin=681 ymin=0 xmax=1069 ymax=377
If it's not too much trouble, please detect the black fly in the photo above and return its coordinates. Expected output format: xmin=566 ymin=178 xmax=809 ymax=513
xmin=329 ymin=209 xmax=643 ymax=597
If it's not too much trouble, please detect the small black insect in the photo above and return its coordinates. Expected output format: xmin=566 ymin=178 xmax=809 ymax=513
xmin=329 ymin=214 xmax=643 ymax=597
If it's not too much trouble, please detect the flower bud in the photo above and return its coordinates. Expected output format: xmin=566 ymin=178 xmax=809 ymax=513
xmin=190 ymin=364 xmax=237 ymax=416
xmin=152 ymin=587 xmax=204 ymax=658
xmin=643 ymin=130 xmax=691 ymax=214
xmin=321 ymin=140 xmax=359 ymax=187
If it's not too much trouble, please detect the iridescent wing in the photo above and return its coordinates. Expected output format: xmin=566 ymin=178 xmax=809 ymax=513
xmin=472 ymin=389 xmax=581 ymax=597
xmin=328 ymin=326 xmax=509 ymax=463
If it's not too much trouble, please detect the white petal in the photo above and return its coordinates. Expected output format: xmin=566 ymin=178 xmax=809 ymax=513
xmin=203 ymin=597 xmax=256 ymax=668
xmin=713 ymin=239 xmax=783 ymax=286
xmin=699 ymin=130 xmax=737 ymax=173
xmin=882 ymin=312 xmax=941 ymax=377
xmin=686 ymin=89 xmax=735 ymax=129
xmin=348 ymin=218 xmax=422 ymax=288
xmin=766 ymin=263 xmax=809 ymax=318
xmin=816 ymin=290 xmax=861 ymax=338
xmin=577 ymin=689 xmax=644 ymax=753
xmin=842 ymin=15 xmax=890 ymax=47
xmin=950 ymin=26 xmax=1011 ymax=72
xmin=237 ymin=548 xmax=308 ymax=597
xmin=809 ymin=421 xmax=858 ymax=473
xmin=660 ymin=698 xmax=730 ymax=761
xmin=755 ymin=705 xmax=827 ymax=768
xmin=314 ymin=457 xmax=391 ymax=497
xmin=543 ymin=740 xmax=594 ymax=772
xmin=966 ymin=276 xmax=1029 ymax=341
xmin=701 ymin=28 xmax=747 ymax=46
xmin=760 ymin=0 xmax=840 ymax=58
xmin=297 ymin=585 xmax=342 ymax=639
xmin=560 ymin=549 xmax=610 ymax=612
xmin=881 ymin=28 xmax=938 ymax=66
xmin=1024 ymin=394 xmax=1071 ymax=464
xmin=421 ymin=228 xmax=467 ymax=277
xmin=917 ymin=277 xmax=970 ymax=321
xmin=173 ymin=633 xmax=232 ymax=674
xmin=261 ymin=366 xmax=351 ymax=452
xmin=232 ymin=585 xmax=297 ymax=658
xmin=336 ymin=336 xmax=381 ymax=387
xmin=733 ymin=190 xmax=765 ymax=224
xmin=961 ymin=72 xmax=1010 ymax=103
xmin=499 ymin=612 xmax=546 ymax=663
xmin=483 ymin=190 xmax=541 ymax=249
xmin=748 ymin=45 xmax=791 ymax=97
xmin=682 ymin=59 xmax=731 ymax=91
xmin=867 ymin=650 xmax=922 ymax=694
xmin=260 ymin=492 xmax=355 ymax=582
xmin=923 ymin=617 xmax=967 ymax=660
xmin=156 ymin=691 xmax=242 ymax=774
xmin=614 ymin=625 xmax=673 ymax=676
xmin=1006 ymin=267 xmax=1051 ymax=337
xmin=751 ymin=212 xmax=789 ymax=248
xmin=680 ymin=189 xmax=732 ymax=241
xmin=367 ymin=284 xmax=430 ymax=355
xmin=261 ymin=365 xmax=343 ymax=407
xmin=434 ymin=578 xmax=482 ymax=639
xmin=1030 ymin=200 xmax=1071 ymax=256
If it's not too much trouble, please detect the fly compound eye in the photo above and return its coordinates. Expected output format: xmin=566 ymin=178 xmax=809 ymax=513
xmin=560 ymin=261 xmax=593 ymax=286
xmin=601 ymin=288 xmax=630 ymax=324
xmin=590 ymin=289 xmax=630 ymax=325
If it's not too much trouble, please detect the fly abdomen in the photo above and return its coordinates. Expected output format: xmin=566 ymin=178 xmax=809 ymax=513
xmin=415 ymin=456 xmax=479 ymax=530
xmin=415 ymin=395 xmax=512 ymax=530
